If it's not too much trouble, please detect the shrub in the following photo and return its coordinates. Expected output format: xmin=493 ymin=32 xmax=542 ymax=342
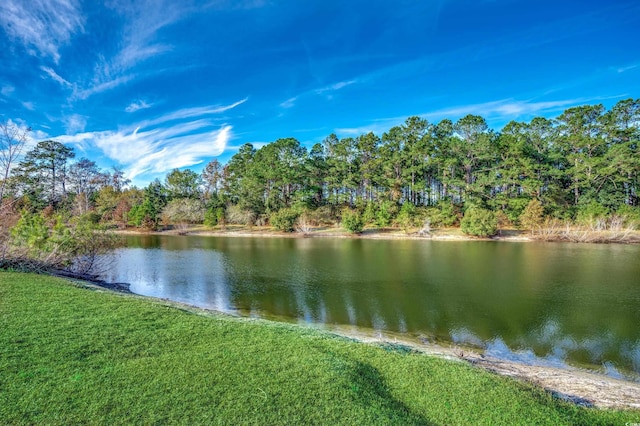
xmin=436 ymin=200 xmax=459 ymax=227
xmin=225 ymin=204 xmax=255 ymax=225
xmin=396 ymin=202 xmax=416 ymax=233
xmin=341 ymin=208 xmax=364 ymax=234
xmin=519 ymin=199 xmax=544 ymax=233
xmin=6 ymin=211 xmax=119 ymax=274
xmin=362 ymin=202 xmax=377 ymax=225
xmin=376 ymin=200 xmax=396 ymax=228
xmin=204 ymin=207 xmax=225 ymax=227
xmin=576 ymin=201 xmax=609 ymax=225
xmin=162 ymin=198 xmax=205 ymax=226
xmin=270 ymin=208 xmax=300 ymax=232
xmin=461 ymin=207 xmax=498 ymax=237
xmin=616 ymin=205 xmax=640 ymax=227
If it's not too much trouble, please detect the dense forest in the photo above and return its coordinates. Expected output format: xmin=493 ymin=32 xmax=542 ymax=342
xmin=1 ymin=99 xmax=639 ymax=239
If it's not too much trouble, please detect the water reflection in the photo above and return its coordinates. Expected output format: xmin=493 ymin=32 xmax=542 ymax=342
xmin=100 ymin=235 xmax=640 ymax=380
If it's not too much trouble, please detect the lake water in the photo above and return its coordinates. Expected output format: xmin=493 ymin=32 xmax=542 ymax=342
xmin=99 ymin=235 xmax=640 ymax=380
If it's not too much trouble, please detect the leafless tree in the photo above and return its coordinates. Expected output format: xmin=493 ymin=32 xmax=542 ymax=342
xmin=0 ymin=120 xmax=31 ymax=202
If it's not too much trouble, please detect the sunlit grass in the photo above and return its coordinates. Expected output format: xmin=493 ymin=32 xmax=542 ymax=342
xmin=0 ymin=272 xmax=636 ymax=425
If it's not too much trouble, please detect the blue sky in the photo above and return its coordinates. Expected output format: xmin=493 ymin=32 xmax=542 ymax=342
xmin=1 ymin=0 xmax=639 ymax=186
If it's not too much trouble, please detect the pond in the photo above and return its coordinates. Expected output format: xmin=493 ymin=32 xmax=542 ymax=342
xmin=99 ymin=235 xmax=640 ymax=380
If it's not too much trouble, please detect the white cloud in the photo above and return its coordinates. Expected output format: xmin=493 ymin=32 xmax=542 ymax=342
xmin=280 ymin=79 xmax=357 ymax=109
xmin=140 ymin=98 xmax=248 ymax=127
xmin=72 ymin=75 xmax=134 ymax=100
xmin=336 ymin=97 xmax=609 ymax=137
xmin=40 ymin=66 xmax=73 ymax=87
xmin=60 ymin=124 xmax=231 ymax=181
xmin=617 ymin=64 xmax=639 ymax=73
xmin=64 ymin=114 xmax=86 ymax=134
xmin=422 ymin=98 xmax=592 ymax=121
xmin=280 ymin=97 xmax=298 ymax=109
xmin=108 ymin=0 xmax=186 ymax=70
xmin=21 ymin=101 xmax=35 ymax=111
xmin=56 ymin=99 xmax=245 ymax=181
xmin=1 ymin=85 xmax=15 ymax=97
xmin=314 ymin=80 xmax=356 ymax=95
xmin=125 ymin=100 xmax=153 ymax=113
xmin=0 ymin=0 xmax=85 ymax=63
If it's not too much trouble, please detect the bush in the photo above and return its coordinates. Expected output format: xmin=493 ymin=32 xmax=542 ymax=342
xmin=6 ymin=211 xmax=119 ymax=274
xmin=461 ymin=207 xmax=498 ymax=237
xmin=204 ymin=207 xmax=225 ymax=227
xmin=433 ymin=200 xmax=459 ymax=227
xmin=270 ymin=208 xmax=300 ymax=232
xmin=519 ymin=199 xmax=544 ymax=233
xmin=225 ymin=204 xmax=255 ymax=225
xmin=376 ymin=200 xmax=396 ymax=228
xmin=307 ymin=205 xmax=338 ymax=225
xmin=396 ymin=202 xmax=416 ymax=233
xmin=162 ymin=198 xmax=205 ymax=226
xmin=341 ymin=208 xmax=364 ymax=233
xmin=362 ymin=202 xmax=377 ymax=225
xmin=576 ymin=201 xmax=609 ymax=225
xmin=616 ymin=205 xmax=640 ymax=227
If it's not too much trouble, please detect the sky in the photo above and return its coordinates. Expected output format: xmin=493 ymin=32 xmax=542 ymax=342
xmin=1 ymin=0 xmax=639 ymax=186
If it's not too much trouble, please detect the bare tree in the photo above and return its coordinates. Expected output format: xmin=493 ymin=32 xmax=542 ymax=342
xmin=0 ymin=120 xmax=31 ymax=202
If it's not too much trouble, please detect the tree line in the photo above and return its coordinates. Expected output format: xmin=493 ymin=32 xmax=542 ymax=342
xmin=1 ymin=99 xmax=639 ymax=237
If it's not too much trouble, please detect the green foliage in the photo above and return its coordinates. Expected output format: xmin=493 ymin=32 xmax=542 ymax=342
xmin=341 ymin=208 xmax=364 ymax=233
xmin=269 ymin=207 xmax=300 ymax=232
xmin=576 ymin=201 xmax=610 ymax=224
xmin=165 ymin=168 xmax=202 ymax=200
xmin=520 ymin=199 xmax=545 ymax=232
xmin=461 ymin=207 xmax=498 ymax=237
xmin=8 ymin=211 xmax=118 ymax=272
xmin=376 ymin=200 xmax=396 ymax=228
xmin=0 ymin=272 xmax=635 ymax=425
xmin=396 ymin=202 xmax=416 ymax=233
xmin=362 ymin=202 xmax=377 ymax=225
xmin=423 ymin=201 xmax=459 ymax=228
xmin=10 ymin=212 xmax=49 ymax=252
xmin=616 ymin=204 xmax=640 ymax=227
xmin=204 ymin=206 xmax=225 ymax=227
xmin=129 ymin=180 xmax=168 ymax=229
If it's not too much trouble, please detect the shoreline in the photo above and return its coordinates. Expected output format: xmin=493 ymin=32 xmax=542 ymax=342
xmin=80 ymin=277 xmax=640 ymax=410
xmin=112 ymin=224 xmax=640 ymax=244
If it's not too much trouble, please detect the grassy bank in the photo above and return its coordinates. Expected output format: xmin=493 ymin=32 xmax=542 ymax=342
xmin=0 ymin=272 xmax=637 ymax=425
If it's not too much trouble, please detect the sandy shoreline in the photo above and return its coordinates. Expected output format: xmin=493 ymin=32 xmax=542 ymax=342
xmin=112 ymin=224 xmax=640 ymax=244
xmin=113 ymin=225 xmax=533 ymax=242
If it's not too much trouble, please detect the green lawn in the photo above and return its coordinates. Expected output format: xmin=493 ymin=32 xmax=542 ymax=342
xmin=0 ymin=272 xmax=637 ymax=425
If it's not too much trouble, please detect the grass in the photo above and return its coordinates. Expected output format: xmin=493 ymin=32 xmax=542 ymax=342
xmin=1 ymin=272 xmax=637 ymax=425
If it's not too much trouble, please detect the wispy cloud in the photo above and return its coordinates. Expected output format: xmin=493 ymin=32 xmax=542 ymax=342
xmin=56 ymin=98 xmax=246 ymax=181
xmin=140 ymin=98 xmax=248 ymax=127
xmin=125 ymin=100 xmax=153 ymax=113
xmin=422 ymin=98 xmax=598 ymax=121
xmin=280 ymin=79 xmax=357 ymax=109
xmin=72 ymin=75 xmax=134 ymax=100
xmin=616 ymin=64 xmax=639 ymax=73
xmin=336 ymin=97 xmax=612 ymax=136
xmin=0 ymin=0 xmax=84 ymax=63
xmin=280 ymin=97 xmax=298 ymax=109
xmin=21 ymin=101 xmax=35 ymax=111
xmin=40 ymin=66 xmax=73 ymax=87
xmin=63 ymin=114 xmax=86 ymax=134
xmin=1 ymin=85 xmax=15 ymax=97
xmin=314 ymin=80 xmax=356 ymax=95
xmin=60 ymin=124 xmax=231 ymax=181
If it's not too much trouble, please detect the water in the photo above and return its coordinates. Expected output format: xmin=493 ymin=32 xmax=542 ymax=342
xmin=99 ymin=235 xmax=640 ymax=379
